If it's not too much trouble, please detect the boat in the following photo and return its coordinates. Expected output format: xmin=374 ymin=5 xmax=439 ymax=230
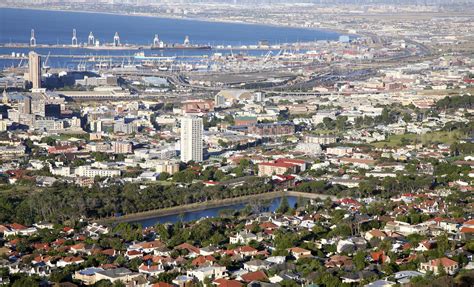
xmin=151 ymin=44 xmax=211 ymax=50
xmin=150 ymin=35 xmax=211 ymax=50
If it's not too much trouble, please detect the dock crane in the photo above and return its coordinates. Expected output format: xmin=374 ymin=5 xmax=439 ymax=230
xmin=263 ymin=51 xmax=273 ymax=62
xmin=43 ymin=52 xmax=51 ymax=70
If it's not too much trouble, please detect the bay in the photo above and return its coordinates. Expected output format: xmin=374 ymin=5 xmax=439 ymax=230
xmin=0 ymin=8 xmax=339 ymax=46
xmin=0 ymin=8 xmax=340 ymax=69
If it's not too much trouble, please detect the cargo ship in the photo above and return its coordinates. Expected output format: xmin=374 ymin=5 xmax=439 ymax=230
xmin=151 ymin=44 xmax=211 ymax=50
xmin=150 ymin=35 xmax=211 ymax=50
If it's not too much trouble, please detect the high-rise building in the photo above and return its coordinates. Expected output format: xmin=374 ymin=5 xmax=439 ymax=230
xmin=2 ymin=89 xmax=8 ymax=105
xmin=23 ymin=96 xmax=32 ymax=115
xmin=180 ymin=116 xmax=203 ymax=163
xmin=28 ymin=51 xmax=42 ymax=89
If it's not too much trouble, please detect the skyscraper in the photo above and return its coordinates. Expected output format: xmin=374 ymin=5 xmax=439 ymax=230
xmin=28 ymin=51 xmax=42 ymax=89
xmin=23 ymin=96 xmax=32 ymax=115
xmin=180 ymin=116 xmax=203 ymax=163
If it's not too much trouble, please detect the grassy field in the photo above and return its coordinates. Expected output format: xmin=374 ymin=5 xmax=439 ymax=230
xmin=146 ymin=180 xmax=174 ymax=187
xmin=418 ymin=87 xmax=474 ymax=96
xmin=372 ymin=130 xmax=463 ymax=148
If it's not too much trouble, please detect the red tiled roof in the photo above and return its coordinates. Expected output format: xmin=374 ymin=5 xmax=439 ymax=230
xmin=10 ymin=223 xmax=27 ymax=230
xmin=192 ymin=255 xmax=216 ymax=266
xmin=176 ymin=243 xmax=200 ymax=254
xmin=63 ymin=227 xmax=74 ymax=233
xmin=238 ymin=246 xmax=257 ymax=253
xmin=214 ymin=278 xmax=243 ymax=287
xmin=259 ymin=222 xmax=278 ymax=229
xmin=288 ymin=247 xmax=311 ymax=254
xmin=371 ymin=251 xmax=389 ymax=263
xmin=368 ymin=229 xmax=386 ymax=238
xmin=127 ymin=250 xmax=143 ymax=256
xmin=140 ymin=264 xmax=162 ymax=271
xmin=138 ymin=240 xmax=164 ymax=249
xmin=425 ymin=257 xmax=458 ymax=267
xmin=338 ymin=198 xmax=362 ymax=206
xmin=52 ymin=238 xmax=66 ymax=246
xmin=259 ymin=162 xmax=296 ymax=168
xmin=460 ymin=227 xmax=474 ymax=233
xmin=101 ymin=249 xmax=116 ymax=256
xmin=240 ymin=270 xmax=268 ymax=282
xmin=464 ymin=219 xmax=474 ymax=226
xmin=71 ymin=243 xmax=85 ymax=250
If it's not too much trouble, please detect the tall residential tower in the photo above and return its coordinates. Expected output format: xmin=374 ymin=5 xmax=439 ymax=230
xmin=180 ymin=116 xmax=203 ymax=163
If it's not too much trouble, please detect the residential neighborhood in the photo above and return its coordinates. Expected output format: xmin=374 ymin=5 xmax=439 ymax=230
xmin=0 ymin=0 xmax=473 ymax=286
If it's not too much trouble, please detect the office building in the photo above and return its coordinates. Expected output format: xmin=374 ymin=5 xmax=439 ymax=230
xmin=247 ymin=122 xmax=295 ymax=137
xmin=113 ymin=119 xmax=138 ymax=134
xmin=22 ymin=96 xmax=32 ymax=115
xmin=28 ymin=51 xmax=42 ymax=89
xmin=112 ymin=141 xmax=133 ymax=154
xmin=74 ymin=166 xmax=121 ymax=178
xmin=180 ymin=116 xmax=203 ymax=163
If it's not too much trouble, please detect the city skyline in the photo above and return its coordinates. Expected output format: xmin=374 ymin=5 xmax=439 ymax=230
xmin=0 ymin=1 xmax=472 ymax=287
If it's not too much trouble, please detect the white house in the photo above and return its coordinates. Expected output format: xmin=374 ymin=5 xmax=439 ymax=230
xmin=187 ymin=265 xmax=226 ymax=282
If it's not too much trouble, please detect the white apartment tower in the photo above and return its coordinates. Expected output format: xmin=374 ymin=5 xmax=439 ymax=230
xmin=180 ymin=116 xmax=203 ymax=163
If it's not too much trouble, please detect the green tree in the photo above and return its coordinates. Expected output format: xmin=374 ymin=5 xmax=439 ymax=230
xmin=12 ymin=276 xmax=41 ymax=287
xmin=335 ymin=116 xmax=348 ymax=131
xmin=353 ymin=251 xmax=366 ymax=271
xmin=276 ymin=197 xmax=290 ymax=214
xmin=94 ymin=280 xmax=114 ymax=287
xmin=437 ymin=262 xmax=447 ymax=277
xmin=158 ymin=172 xmax=170 ymax=181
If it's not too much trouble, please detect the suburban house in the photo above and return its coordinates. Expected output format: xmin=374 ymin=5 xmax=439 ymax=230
xmin=187 ymin=265 xmax=227 ymax=282
xmin=94 ymin=268 xmax=142 ymax=285
xmin=419 ymin=257 xmax=459 ymax=275
xmin=229 ymin=231 xmax=261 ymax=244
xmin=287 ymin=247 xmax=312 ymax=260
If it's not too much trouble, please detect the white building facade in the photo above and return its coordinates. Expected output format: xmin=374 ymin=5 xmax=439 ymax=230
xmin=180 ymin=116 xmax=203 ymax=163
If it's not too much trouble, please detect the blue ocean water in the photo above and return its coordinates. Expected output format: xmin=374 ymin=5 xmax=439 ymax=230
xmin=0 ymin=8 xmax=340 ymax=69
xmin=0 ymin=8 xmax=339 ymax=46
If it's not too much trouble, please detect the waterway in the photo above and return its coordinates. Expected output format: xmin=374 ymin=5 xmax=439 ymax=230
xmin=0 ymin=8 xmax=340 ymax=69
xmin=136 ymin=196 xmax=300 ymax=227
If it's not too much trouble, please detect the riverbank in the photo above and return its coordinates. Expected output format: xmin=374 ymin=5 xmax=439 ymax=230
xmin=96 ymin=191 xmax=337 ymax=226
xmin=97 ymin=191 xmax=284 ymax=225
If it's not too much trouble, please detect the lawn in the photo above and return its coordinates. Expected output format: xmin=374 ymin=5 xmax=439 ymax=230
xmin=146 ymin=180 xmax=174 ymax=187
xmin=372 ymin=130 xmax=463 ymax=148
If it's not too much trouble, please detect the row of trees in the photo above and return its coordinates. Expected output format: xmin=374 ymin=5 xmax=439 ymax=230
xmin=0 ymin=177 xmax=273 ymax=225
xmin=436 ymin=94 xmax=474 ymax=111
